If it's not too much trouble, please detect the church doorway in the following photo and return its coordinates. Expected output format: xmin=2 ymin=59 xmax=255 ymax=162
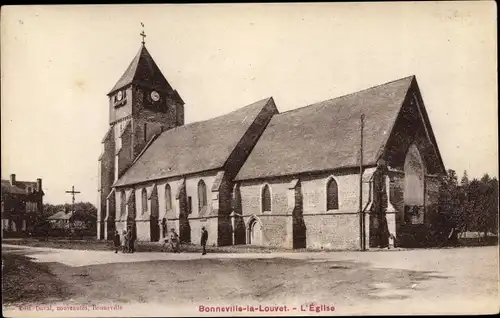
xmin=247 ymin=217 xmax=262 ymax=245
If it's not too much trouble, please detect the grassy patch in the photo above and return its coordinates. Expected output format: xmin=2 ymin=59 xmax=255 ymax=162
xmin=2 ymin=253 xmax=70 ymax=305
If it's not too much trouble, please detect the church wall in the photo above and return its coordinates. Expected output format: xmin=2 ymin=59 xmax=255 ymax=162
xmin=384 ymin=86 xmax=443 ymax=175
xmin=114 ymin=189 xmax=126 ymax=223
xmin=97 ymin=129 xmax=115 ymax=240
xmin=383 ymin=96 xmax=446 ymax=248
xmin=239 ymin=179 xmax=290 ymax=247
xmin=116 ymin=124 xmax=133 ymax=179
xmin=388 ymin=171 xmax=405 ymax=245
xmin=104 ymin=192 xmax=116 ymax=240
xmin=303 ymin=214 xmax=360 ymax=250
xmin=379 ymin=86 xmax=445 ymax=248
xmin=300 ymin=171 xmax=370 ymax=250
xmin=186 ymin=171 xmax=219 ymax=247
xmin=148 ymin=177 xmax=185 ymax=241
xmin=245 ymin=214 xmax=291 ymax=247
xmin=112 ymin=171 xmax=222 ymax=245
xmin=134 ymin=184 xmax=153 ymax=241
xmin=114 ymin=177 xmax=184 ymax=242
xmin=239 ymin=169 xmax=372 ymax=250
xmin=155 ymin=178 xmax=184 ymax=221
xmin=388 ymin=170 xmax=443 ymax=247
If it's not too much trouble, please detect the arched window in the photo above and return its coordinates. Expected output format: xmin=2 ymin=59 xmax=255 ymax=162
xmin=198 ymin=180 xmax=207 ymax=213
xmin=261 ymin=184 xmax=271 ymax=212
xmin=404 ymin=144 xmax=425 ymax=224
xmin=120 ymin=190 xmax=127 ymax=218
xmin=326 ymin=178 xmax=339 ymax=210
xmin=142 ymin=188 xmax=148 ymax=214
xmin=165 ymin=184 xmax=172 ymax=211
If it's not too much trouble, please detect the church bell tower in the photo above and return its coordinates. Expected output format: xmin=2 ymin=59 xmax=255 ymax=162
xmin=97 ymin=30 xmax=185 ymax=240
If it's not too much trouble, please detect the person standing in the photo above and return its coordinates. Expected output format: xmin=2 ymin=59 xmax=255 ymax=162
xmin=121 ymin=230 xmax=128 ymax=253
xmin=130 ymin=225 xmax=137 ymax=253
xmin=126 ymin=226 xmax=132 ymax=253
xmin=170 ymin=228 xmax=180 ymax=253
xmin=201 ymin=227 xmax=208 ymax=255
xmin=113 ymin=230 xmax=121 ymax=253
xmin=161 ymin=218 xmax=167 ymax=238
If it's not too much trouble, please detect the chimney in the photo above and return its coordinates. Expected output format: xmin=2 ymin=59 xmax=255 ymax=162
xmin=36 ymin=178 xmax=42 ymax=192
xmin=10 ymin=174 xmax=16 ymax=185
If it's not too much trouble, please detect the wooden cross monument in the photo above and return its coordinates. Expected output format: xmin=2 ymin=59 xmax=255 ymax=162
xmin=65 ymin=185 xmax=81 ymax=213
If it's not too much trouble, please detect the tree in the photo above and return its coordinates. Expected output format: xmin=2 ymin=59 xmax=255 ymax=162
xmin=437 ymin=169 xmax=461 ymax=243
xmin=478 ymin=175 xmax=498 ymax=239
xmin=438 ymin=170 xmax=459 ymax=219
xmin=438 ymin=169 xmax=498 ymax=245
xmin=460 ymin=170 xmax=469 ymax=187
xmin=463 ymin=174 xmax=499 ymax=242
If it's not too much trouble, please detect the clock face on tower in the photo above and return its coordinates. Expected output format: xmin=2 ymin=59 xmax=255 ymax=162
xmin=116 ymin=91 xmax=123 ymax=101
xmin=150 ymin=91 xmax=160 ymax=102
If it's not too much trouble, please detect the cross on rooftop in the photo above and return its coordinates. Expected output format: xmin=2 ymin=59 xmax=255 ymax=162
xmin=140 ymin=22 xmax=146 ymax=45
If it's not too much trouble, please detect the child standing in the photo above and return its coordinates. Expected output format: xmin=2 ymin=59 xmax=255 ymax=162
xmin=122 ymin=229 xmax=128 ymax=253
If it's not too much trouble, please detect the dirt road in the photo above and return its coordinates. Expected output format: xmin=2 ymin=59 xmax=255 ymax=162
xmin=2 ymin=244 xmax=498 ymax=316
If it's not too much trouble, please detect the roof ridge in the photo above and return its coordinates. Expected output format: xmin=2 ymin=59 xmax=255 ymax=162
xmin=278 ymin=75 xmax=415 ymax=116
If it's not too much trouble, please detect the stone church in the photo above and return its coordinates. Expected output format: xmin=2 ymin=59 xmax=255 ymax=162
xmin=97 ymin=42 xmax=446 ymax=250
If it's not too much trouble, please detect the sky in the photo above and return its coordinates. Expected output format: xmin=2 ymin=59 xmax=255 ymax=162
xmin=1 ymin=2 xmax=497 ymax=205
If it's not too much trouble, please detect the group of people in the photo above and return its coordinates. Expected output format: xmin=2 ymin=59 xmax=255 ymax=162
xmin=113 ymin=225 xmax=209 ymax=255
xmin=161 ymin=228 xmax=181 ymax=253
xmin=113 ymin=225 xmax=136 ymax=253
xmin=160 ymin=227 xmax=209 ymax=255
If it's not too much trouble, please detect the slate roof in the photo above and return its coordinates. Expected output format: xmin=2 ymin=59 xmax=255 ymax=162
xmin=108 ymin=45 xmax=180 ymax=102
xmin=48 ymin=210 xmax=97 ymax=221
xmin=12 ymin=181 xmax=37 ymax=191
xmin=1 ymin=180 xmax=26 ymax=195
xmin=1 ymin=179 xmax=38 ymax=195
xmin=48 ymin=211 xmax=73 ymax=220
xmin=235 ymin=76 xmax=415 ymax=181
xmin=113 ymin=97 xmax=275 ymax=187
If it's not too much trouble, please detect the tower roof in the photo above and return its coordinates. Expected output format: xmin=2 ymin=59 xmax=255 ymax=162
xmin=108 ymin=45 xmax=175 ymax=96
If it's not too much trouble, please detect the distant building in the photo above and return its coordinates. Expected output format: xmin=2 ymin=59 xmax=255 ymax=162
xmin=1 ymin=174 xmax=44 ymax=237
xmin=48 ymin=208 xmax=96 ymax=236
xmin=47 ymin=209 xmax=73 ymax=230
